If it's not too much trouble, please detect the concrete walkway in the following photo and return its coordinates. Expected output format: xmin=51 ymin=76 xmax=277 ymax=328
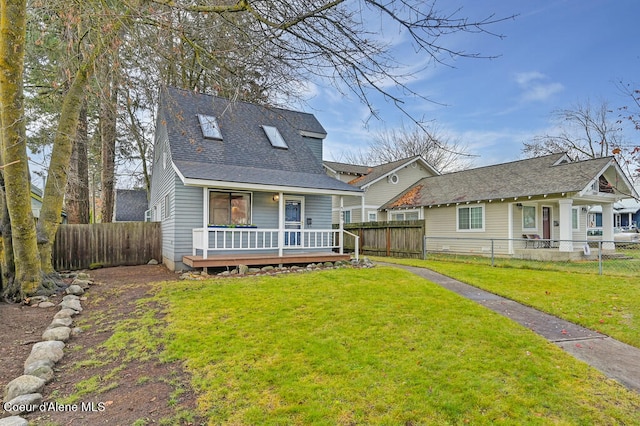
xmin=380 ymin=263 xmax=640 ymax=393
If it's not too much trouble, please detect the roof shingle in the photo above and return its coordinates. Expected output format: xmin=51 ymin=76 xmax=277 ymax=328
xmin=383 ymin=153 xmax=619 ymax=208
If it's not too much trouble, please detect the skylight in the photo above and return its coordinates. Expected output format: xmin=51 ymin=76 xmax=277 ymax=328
xmin=197 ymin=114 xmax=222 ymax=140
xmin=262 ymin=125 xmax=288 ymax=149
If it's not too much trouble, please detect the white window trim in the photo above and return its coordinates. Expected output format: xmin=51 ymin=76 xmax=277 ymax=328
xmin=456 ymin=204 xmax=485 ymax=232
xmin=206 ymin=189 xmax=253 ymax=226
xmin=391 ymin=209 xmax=421 ymax=221
xmin=342 ymin=209 xmax=352 ymax=224
xmin=368 ymin=211 xmax=378 ymax=222
xmin=163 ymin=194 xmax=170 ymax=220
xmin=522 ymin=205 xmax=537 ymax=231
xmin=572 ymin=207 xmax=580 ymax=231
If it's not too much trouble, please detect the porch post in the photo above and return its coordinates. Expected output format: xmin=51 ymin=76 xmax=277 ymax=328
xmin=558 ymin=198 xmax=573 ymax=252
xmin=339 ymin=196 xmax=344 ymax=255
xmin=278 ymin=192 xmax=284 ymax=256
xmin=602 ymin=203 xmax=615 ymax=250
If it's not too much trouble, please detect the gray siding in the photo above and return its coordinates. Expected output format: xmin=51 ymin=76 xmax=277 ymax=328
xmin=304 ymin=136 xmax=323 ymax=163
xmin=149 ymin=113 xmax=179 ymax=268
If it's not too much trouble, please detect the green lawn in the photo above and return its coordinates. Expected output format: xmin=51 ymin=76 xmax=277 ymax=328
xmin=145 ymin=268 xmax=640 ymax=425
xmin=372 ymin=256 xmax=640 ymax=349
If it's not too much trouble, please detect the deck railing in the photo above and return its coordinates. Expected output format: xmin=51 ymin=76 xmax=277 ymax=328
xmin=192 ymin=227 xmax=358 ymax=260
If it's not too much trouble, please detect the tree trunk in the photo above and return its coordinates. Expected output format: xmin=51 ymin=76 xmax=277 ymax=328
xmin=0 ymin=0 xmax=41 ymax=299
xmin=100 ymin=81 xmax=118 ymax=223
xmin=0 ymin=174 xmax=17 ymax=300
xmin=36 ymin=15 xmax=128 ymax=273
xmin=36 ymin=64 xmax=90 ymax=274
xmin=65 ymin=103 xmax=90 ymax=224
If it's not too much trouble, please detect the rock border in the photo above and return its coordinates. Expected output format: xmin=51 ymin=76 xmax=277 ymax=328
xmin=179 ymin=257 xmax=375 ymax=280
xmin=1 ymin=273 xmax=93 ymax=425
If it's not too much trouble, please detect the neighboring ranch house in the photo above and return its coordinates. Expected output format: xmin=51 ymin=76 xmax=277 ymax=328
xmin=382 ymin=153 xmax=638 ymax=260
xmin=324 ymin=156 xmax=439 ymax=223
xmin=149 ymin=87 xmax=362 ymax=271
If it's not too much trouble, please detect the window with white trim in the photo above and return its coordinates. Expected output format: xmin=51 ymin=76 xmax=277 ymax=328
xmin=457 ymin=205 xmax=484 ymax=231
xmin=343 ymin=210 xmax=351 ymax=224
xmin=209 ymin=191 xmax=251 ymax=225
xmin=368 ymin=212 xmax=377 ymax=222
xmin=163 ymin=194 xmax=170 ymax=220
xmin=572 ymin=207 xmax=579 ymax=230
xmin=522 ymin=205 xmax=536 ymax=230
xmin=391 ymin=211 xmax=419 ymax=221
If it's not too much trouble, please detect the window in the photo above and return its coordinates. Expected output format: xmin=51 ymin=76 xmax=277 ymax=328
xmin=262 ymin=125 xmax=288 ymax=149
xmin=522 ymin=206 xmax=536 ymax=229
xmin=391 ymin=211 xmax=419 ymax=221
xmin=163 ymin=194 xmax=170 ymax=220
xmin=209 ymin=191 xmax=251 ymax=225
xmin=197 ymin=114 xmax=222 ymax=140
xmin=572 ymin=207 xmax=579 ymax=230
xmin=457 ymin=205 xmax=484 ymax=231
xmin=342 ymin=210 xmax=351 ymax=224
xmin=368 ymin=212 xmax=377 ymax=222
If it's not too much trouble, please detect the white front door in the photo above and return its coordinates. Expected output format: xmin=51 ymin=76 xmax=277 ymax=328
xmin=285 ymin=197 xmax=304 ymax=246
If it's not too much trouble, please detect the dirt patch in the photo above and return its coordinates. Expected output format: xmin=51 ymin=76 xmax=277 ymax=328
xmin=1 ymin=264 xmax=206 ymax=425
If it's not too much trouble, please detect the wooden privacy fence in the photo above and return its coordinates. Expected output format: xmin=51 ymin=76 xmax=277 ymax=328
xmin=53 ymin=222 xmax=161 ymax=271
xmin=340 ymin=220 xmax=425 ymax=258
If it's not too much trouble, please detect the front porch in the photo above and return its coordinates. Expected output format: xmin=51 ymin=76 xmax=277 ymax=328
xmin=185 ymin=227 xmax=359 ymax=269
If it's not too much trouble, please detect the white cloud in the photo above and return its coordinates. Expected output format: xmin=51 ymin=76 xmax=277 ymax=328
xmin=514 ymin=71 xmax=564 ymax=103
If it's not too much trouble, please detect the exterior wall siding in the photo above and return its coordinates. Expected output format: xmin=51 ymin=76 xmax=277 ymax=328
xmin=329 ymin=161 xmax=435 ymax=224
xmin=149 ymin=112 xmax=179 ymax=269
xmin=365 ymin=164 xmax=433 ymax=206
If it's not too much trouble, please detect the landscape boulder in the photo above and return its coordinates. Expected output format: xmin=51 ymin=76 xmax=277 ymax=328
xmin=54 ymin=308 xmax=78 ymax=319
xmin=42 ymin=326 xmax=72 ymax=342
xmin=24 ymin=341 xmax=65 ymax=370
xmin=0 ymin=416 xmax=29 ymax=426
xmin=65 ymin=284 xmax=85 ymax=295
xmin=3 ymin=393 xmax=43 ymax=415
xmin=24 ymin=362 xmax=55 ymax=383
xmin=4 ymin=375 xmax=46 ymax=402
xmin=60 ymin=298 xmax=83 ymax=312
xmin=48 ymin=317 xmax=73 ymax=329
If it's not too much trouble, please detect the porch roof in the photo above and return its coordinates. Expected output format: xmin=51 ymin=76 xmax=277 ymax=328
xmin=383 ymin=153 xmax=632 ymax=209
xmin=176 ymin=160 xmax=362 ymax=195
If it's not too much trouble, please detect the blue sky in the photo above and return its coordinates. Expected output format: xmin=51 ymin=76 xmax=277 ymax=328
xmin=308 ymin=1 xmax=640 ymax=168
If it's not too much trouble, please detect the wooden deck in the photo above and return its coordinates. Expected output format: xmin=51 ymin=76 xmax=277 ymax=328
xmin=183 ymin=252 xmax=352 ymax=268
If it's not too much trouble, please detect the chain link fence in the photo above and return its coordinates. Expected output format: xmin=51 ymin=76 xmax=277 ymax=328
xmin=423 ymin=236 xmax=640 ymax=276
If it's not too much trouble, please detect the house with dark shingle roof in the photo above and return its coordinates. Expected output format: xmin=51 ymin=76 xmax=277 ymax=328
xmin=149 ymin=87 xmax=362 ymax=271
xmin=324 ymin=156 xmax=439 ymax=223
xmin=381 ymin=153 xmax=638 ymax=259
xmin=114 ymin=189 xmax=149 ymax=222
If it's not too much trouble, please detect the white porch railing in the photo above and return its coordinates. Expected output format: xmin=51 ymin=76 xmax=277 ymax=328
xmin=192 ymin=227 xmax=359 ymax=260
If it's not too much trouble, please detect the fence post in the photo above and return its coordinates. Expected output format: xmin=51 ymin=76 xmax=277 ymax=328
xmin=598 ymin=241 xmax=603 ymax=275
xmin=491 ymin=239 xmax=495 ymax=267
xmin=423 ymin=235 xmax=427 ymax=260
